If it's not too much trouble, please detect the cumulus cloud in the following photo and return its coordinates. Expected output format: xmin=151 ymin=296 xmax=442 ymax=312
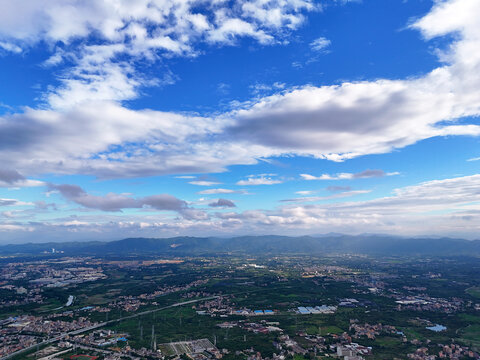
xmin=223 ymin=0 xmax=480 ymax=161
xmin=301 ymin=170 xmax=398 ymax=180
xmin=0 ymin=101 xmax=232 ymax=178
xmin=0 ymin=0 xmax=315 ymax=108
xmin=0 ymin=0 xmax=478 ymax=179
xmin=209 ymin=198 xmax=236 ymax=208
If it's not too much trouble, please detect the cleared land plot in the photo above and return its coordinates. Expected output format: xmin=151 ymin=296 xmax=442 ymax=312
xmin=160 ymin=338 xmax=216 ymax=356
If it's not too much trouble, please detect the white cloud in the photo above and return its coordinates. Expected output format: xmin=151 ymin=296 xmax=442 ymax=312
xmin=198 ymin=188 xmax=246 ymax=195
xmin=0 ymin=41 xmax=21 ymax=53
xmin=310 ymin=36 xmax=330 ymax=51
xmin=0 ymin=0 xmax=315 ymax=108
xmin=301 ymin=173 xmax=335 ymax=181
xmin=0 ymin=198 xmax=33 ymax=207
xmin=189 ymin=180 xmax=222 ymax=186
xmin=0 ymin=169 xmax=45 ymax=188
xmin=250 ymin=82 xmax=286 ymax=95
xmin=281 ymin=189 xmax=370 ymax=202
xmin=326 ymin=185 xmax=351 ymax=192
xmin=0 ymin=101 xmax=234 ymax=178
xmin=216 ymin=174 xmax=480 ymax=237
xmin=3 ymin=174 xmax=480 ymax=241
xmin=0 ymin=0 xmax=479 ymax=184
xmin=236 ymin=174 xmax=283 ymax=185
xmin=295 ymin=190 xmax=316 ymax=195
xmin=300 ymin=169 xmax=398 ymax=180
xmin=223 ymin=0 xmax=480 ymax=161
xmin=0 ymin=1 xmax=314 ymax=46
xmin=1 ymin=180 xmax=45 ymax=188
xmin=0 ymin=224 xmax=33 ymax=232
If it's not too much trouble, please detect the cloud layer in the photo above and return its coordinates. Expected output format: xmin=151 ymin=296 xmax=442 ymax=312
xmin=1 ymin=0 xmax=480 ymax=241
xmin=3 ymin=174 xmax=480 ymax=242
xmin=0 ymin=0 xmax=479 ymax=179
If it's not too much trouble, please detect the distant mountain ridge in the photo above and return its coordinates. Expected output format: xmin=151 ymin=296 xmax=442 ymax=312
xmin=0 ymin=235 xmax=479 ymax=256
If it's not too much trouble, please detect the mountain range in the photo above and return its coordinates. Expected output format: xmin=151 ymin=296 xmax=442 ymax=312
xmin=0 ymin=235 xmax=479 ymax=257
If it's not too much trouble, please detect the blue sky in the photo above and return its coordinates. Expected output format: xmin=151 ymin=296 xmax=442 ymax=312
xmin=0 ymin=0 xmax=480 ymax=243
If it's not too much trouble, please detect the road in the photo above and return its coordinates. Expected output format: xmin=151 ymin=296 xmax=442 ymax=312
xmin=0 ymin=296 xmax=219 ymax=360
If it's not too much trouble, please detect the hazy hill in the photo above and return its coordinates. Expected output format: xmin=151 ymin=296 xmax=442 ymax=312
xmin=0 ymin=235 xmax=479 ymax=256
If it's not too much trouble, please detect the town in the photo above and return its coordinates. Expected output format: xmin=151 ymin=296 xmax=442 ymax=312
xmin=0 ymin=254 xmax=479 ymax=360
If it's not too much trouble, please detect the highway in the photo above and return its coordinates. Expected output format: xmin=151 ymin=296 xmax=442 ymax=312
xmin=0 ymin=296 xmax=219 ymax=360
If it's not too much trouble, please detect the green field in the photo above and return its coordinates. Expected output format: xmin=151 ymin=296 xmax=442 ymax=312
xmin=466 ymin=286 xmax=480 ymax=299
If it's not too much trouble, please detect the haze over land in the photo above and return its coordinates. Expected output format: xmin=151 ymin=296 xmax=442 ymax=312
xmin=1 ymin=0 xmax=480 ymax=243
xmin=1 ymin=235 xmax=480 ymax=257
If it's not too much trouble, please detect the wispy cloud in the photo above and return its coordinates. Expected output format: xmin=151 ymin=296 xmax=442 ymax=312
xmin=326 ymin=186 xmax=352 ymax=192
xmin=281 ymin=190 xmax=370 ymax=202
xmin=295 ymin=190 xmax=316 ymax=195
xmin=0 ymin=198 xmax=33 ymax=206
xmin=237 ymin=174 xmax=282 ymax=186
xmin=189 ymin=181 xmax=222 ymax=186
xmin=250 ymin=82 xmax=286 ymax=95
xmin=198 ymin=188 xmax=246 ymax=195
xmin=0 ymin=41 xmax=21 ymax=53
xmin=301 ymin=170 xmax=399 ymax=180
xmin=310 ymin=36 xmax=331 ymax=52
